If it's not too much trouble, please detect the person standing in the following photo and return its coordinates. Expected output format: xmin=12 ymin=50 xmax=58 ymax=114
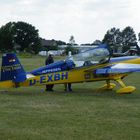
xmin=64 ymin=52 xmax=75 ymax=92
xmin=64 ymin=83 xmax=72 ymax=92
xmin=45 ymin=54 xmax=54 ymax=65
xmin=45 ymin=54 xmax=54 ymax=91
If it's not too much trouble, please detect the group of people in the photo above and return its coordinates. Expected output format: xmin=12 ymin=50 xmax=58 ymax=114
xmin=45 ymin=54 xmax=72 ymax=92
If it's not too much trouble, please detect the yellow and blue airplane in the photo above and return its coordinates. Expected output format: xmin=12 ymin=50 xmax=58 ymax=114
xmin=0 ymin=44 xmax=140 ymax=94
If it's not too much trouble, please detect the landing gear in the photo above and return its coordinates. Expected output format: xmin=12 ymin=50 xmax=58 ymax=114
xmin=100 ymin=80 xmax=116 ymax=90
xmin=115 ymin=79 xmax=135 ymax=94
xmin=100 ymin=78 xmax=136 ymax=94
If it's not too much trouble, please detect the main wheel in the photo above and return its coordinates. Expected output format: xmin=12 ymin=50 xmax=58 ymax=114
xmin=116 ymin=86 xmax=136 ymax=94
xmin=100 ymin=83 xmax=116 ymax=90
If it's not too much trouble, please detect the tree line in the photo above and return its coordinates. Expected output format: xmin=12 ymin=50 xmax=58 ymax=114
xmin=0 ymin=21 xmax=140 ymax=54
xmin=102 ymin=26 xmax=140 ymax=53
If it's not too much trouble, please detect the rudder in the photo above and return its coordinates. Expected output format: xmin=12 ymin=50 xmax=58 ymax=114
xmin=1 ymin=53 xmax=26 ymax=82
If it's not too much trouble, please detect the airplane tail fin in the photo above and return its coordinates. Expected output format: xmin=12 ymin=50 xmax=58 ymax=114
xmin=1 ymin=53 xmax=26 ymax=82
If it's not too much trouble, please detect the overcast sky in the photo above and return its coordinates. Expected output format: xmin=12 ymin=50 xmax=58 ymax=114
xmin=0 ymin=0 xmax=139 ymax=44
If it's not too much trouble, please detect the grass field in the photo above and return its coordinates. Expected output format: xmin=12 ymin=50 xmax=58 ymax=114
xmin=0 ymin=56 xmax=140 ymax=140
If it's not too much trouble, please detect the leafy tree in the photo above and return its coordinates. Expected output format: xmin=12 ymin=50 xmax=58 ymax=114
xmin=103 ymin=26 xmax=137 ymax=53
xmin=0 ymin=21 xmax=41 ymax=54
xmin=0 ymin=22 xmax=15 ymax=52
xmin=138 ymin=32 xmax=140 ymax=42
xmin=65 ymin=35 xmax=78 ymax=55
xmin=92 ymin=40 xmax=102 ymax=45
xmin=69 ymin=35 xmax=75 ymax=46
xmin=13 ymin=21 xmax=41 ymax=54
xmin=121 ymin=26 xmax=137 ymax=52
xmin=102 ymin=27 xmax=122 ymax=53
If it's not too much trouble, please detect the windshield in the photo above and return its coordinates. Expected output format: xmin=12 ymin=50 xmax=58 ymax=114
xmin=68 ymin=44 xmax=110 ymax=67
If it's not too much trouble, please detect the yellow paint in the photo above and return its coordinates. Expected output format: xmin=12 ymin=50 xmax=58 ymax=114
xmin=0 ymin=80 xmax=15 ymax=88
xmin=100 ymin=83 xmax=116 ymax=90
xmin=117 ymin=86 xmax=136 ymax=94
xmin=123 ymin=58 xmax=140 ymax=64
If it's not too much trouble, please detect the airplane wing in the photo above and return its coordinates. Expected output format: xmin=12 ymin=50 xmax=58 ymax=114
xmin=95 ymin=63 xmax=140 ymax=74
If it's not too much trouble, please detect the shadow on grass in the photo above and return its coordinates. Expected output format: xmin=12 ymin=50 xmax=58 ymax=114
xmin=0 ymin=86 xmax=139 ymax=101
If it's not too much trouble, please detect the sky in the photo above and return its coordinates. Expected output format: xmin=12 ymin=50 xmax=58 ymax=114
xmin=0 ymin=0 xmax=140 ymax=44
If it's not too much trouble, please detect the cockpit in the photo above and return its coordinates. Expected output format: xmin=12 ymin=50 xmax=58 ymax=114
xmin=67 ymin=44 xmax=111 ymax=67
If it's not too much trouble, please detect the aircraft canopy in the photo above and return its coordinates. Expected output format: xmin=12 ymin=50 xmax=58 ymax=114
xmin=70 ymin=44 xmax=111 ymax=67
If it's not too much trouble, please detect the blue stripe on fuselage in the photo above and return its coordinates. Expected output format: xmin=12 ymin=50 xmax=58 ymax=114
xmin=109 ymin=56 xmax=139 ymax=63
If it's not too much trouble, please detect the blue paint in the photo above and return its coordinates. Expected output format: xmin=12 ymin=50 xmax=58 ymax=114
xmin=61 ymin=72 xmax=68 ymax=80
xmin=29 ymin=60 xmax=75 ymax=76
xmin=29 ymin=72 xmax=69 ymax=86
xmin=110 ymin=56 xmax=139 ymax=63
xmin=54 ymin=74 xmax=60 ymax=81
xmin=1 ymin=53 xmax=26 ymax=82
xmin=47 ymin=75 xmax=53 ymax=82
xmin=40 ymin=76 xmax=46 ymax=83
xmin=29 ymin=79 xmax=36 ymax=85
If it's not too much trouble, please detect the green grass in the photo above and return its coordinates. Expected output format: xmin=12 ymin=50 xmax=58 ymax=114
xmin=0 ymin=56 xmax=140 ymax=140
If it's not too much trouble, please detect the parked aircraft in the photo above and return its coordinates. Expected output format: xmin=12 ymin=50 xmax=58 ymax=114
xmin=1 ymin=44 xmax=140 ymax=94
